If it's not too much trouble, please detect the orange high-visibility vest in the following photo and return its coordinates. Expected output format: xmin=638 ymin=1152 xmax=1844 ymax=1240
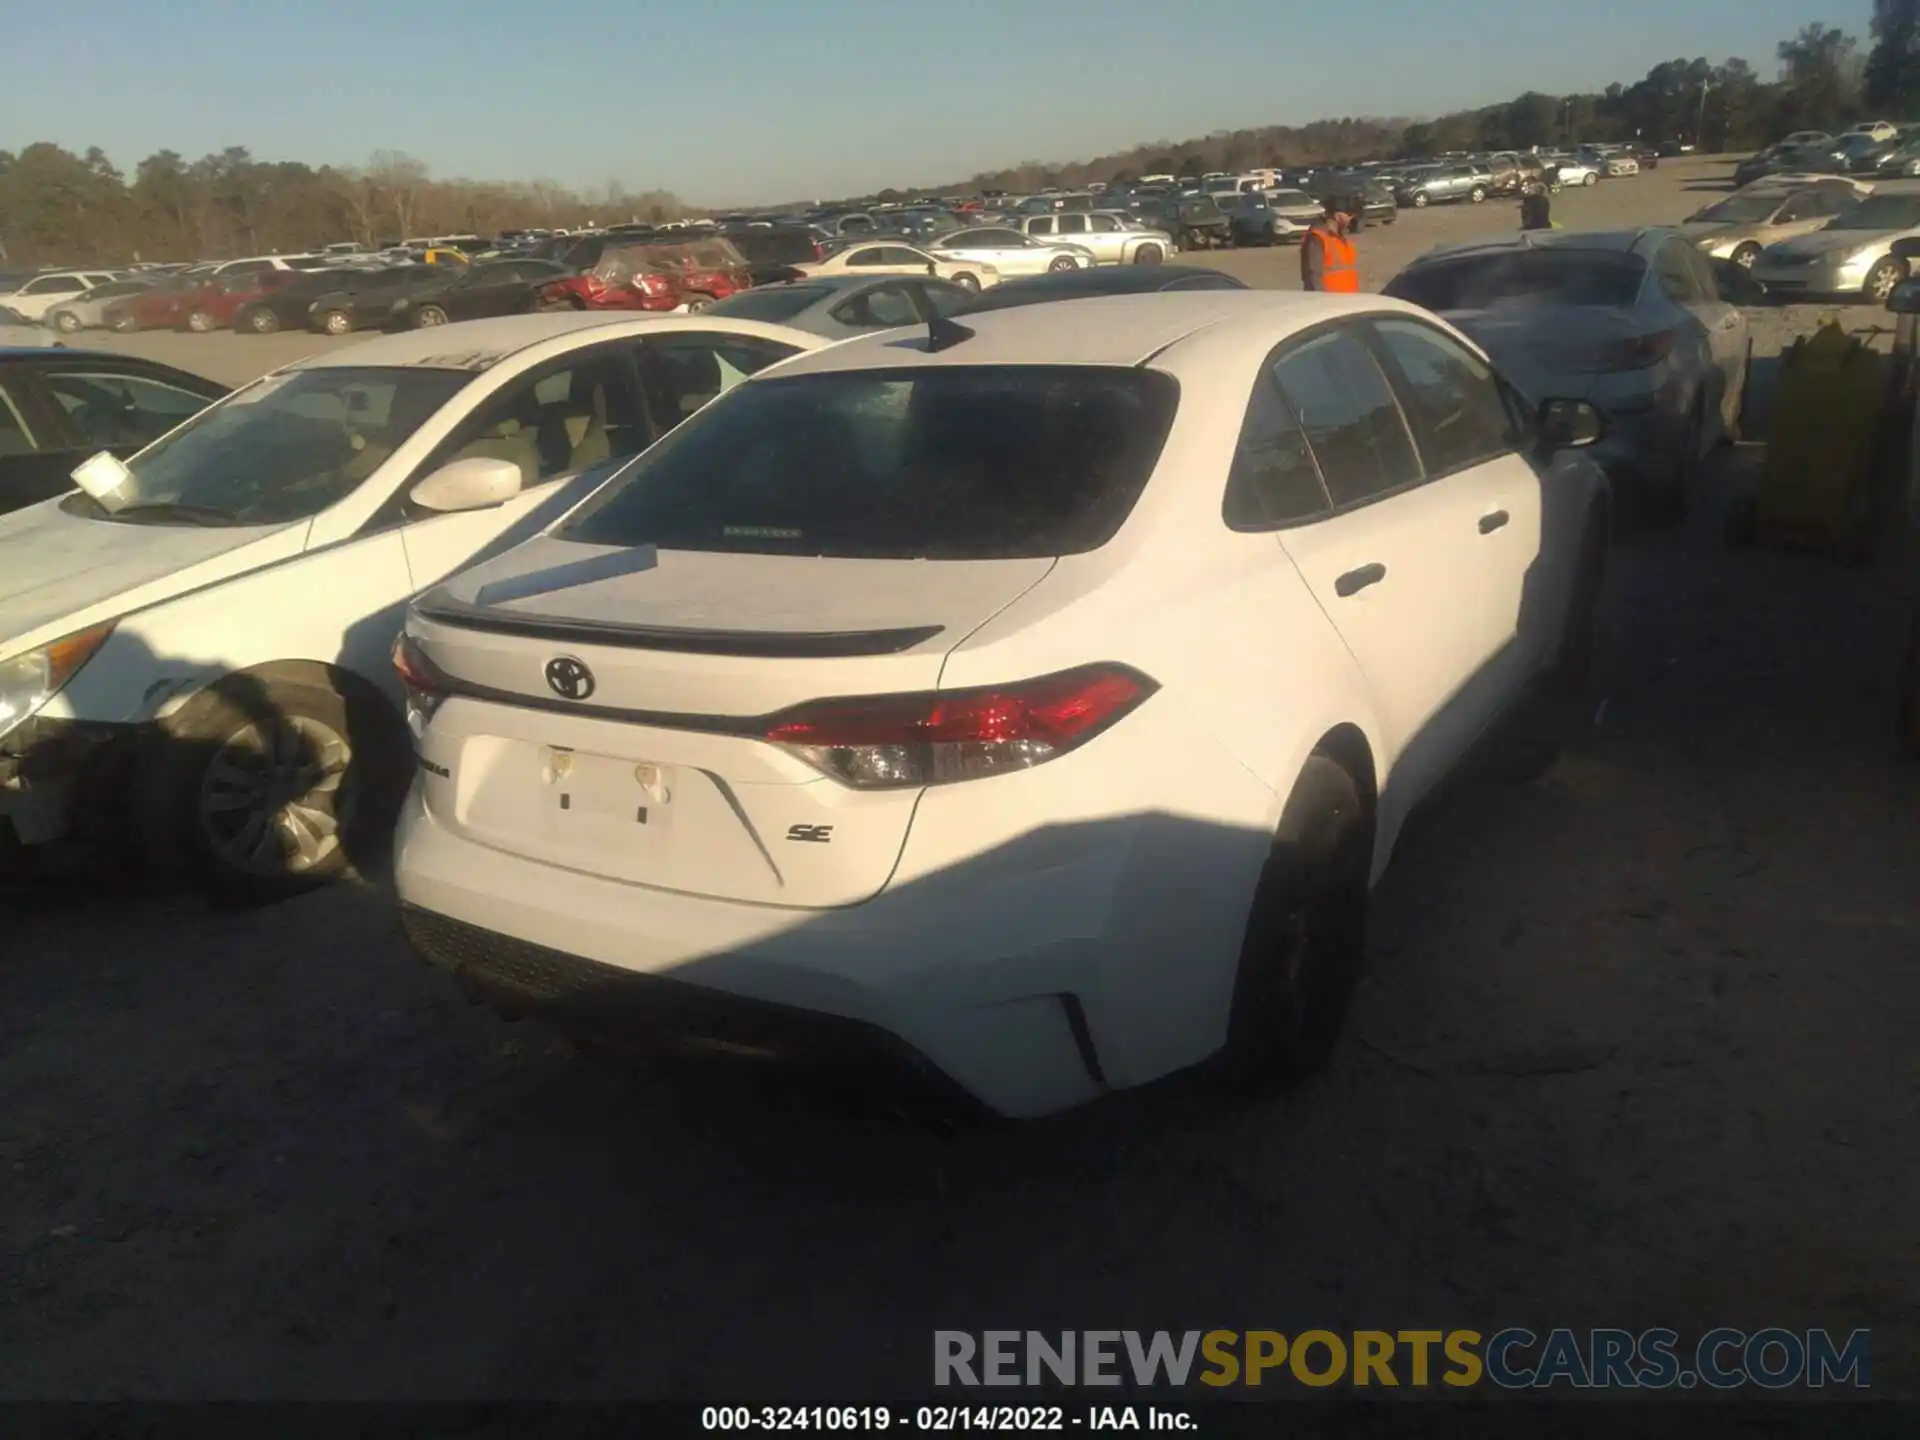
xmin=1308 ymin=227 xmax=1360 ymax=292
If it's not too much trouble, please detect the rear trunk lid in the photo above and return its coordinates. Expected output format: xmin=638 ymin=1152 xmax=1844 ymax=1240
xmin=408 ymin=536 xmax=1055 ymax=908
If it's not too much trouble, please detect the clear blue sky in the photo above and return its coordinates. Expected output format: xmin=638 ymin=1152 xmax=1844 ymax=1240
xmin=2 ymin=0 xmax=1874 ymax=204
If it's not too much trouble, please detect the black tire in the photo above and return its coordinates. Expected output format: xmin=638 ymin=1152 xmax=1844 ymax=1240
xmin=1470 ymin=186 xmax=1487 ymax=203
xmin=1731 ymin=242 xmax=1763 ymax=271
xmin=1547 ymin=504 xmax=1610 ymax=693
xmin=1210 ymin=757 xmax=1371 ymax=1094
xmin=413 ymin=303 xmax=449 ymax=327
xmin=1047 ymin=255 xmax=1078 ymax=273
xmin=1898 ymin=607 xmax=1920 ymax=758
xmin=951 ymin=271 xmax=981 ymax=292
xmin=138 ymin=675 xmax=411 ymax=902
xmin=184 ymin=309 xmax=216 ymax=333
xmin=1412 ymin=192 xmax=1430 ymax=208
xmin=683 ymin=294 xmax=715 ymax=312
xmin=241 ymin=306 xmax=281 ymax=334
xmin=1865 ymin=257 xmax=1906 ymax=304
xmin=1133 ymin=244 xmax=1163 ymax=265
xmin=1583 ymin=172 xmax=1599 ymax=187
xmin=318 ymin=309 xmax=353 ymax=336
xmin=51 ymin=311 xmax=81 ymax=334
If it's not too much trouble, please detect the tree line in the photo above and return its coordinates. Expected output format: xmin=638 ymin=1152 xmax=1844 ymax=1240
xmin=9 ymin=5 xmax=1920 ymax=259
xmin=876 ymin=6 xmax=1920 ymax=201
xmin=0 ymin=146 xmax=692 ymax=267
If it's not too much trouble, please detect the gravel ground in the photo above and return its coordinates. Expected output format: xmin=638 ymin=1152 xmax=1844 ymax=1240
xmin=3 ymin=155 xmax=1918 ymax=1402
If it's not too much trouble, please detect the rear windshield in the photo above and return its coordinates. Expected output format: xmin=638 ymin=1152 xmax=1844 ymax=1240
xmin=1693 ymin=193 xmax=1791 ymax=223
xmin=703 ymin=285 xmax=831 ymax=321
xmin=1384 ymin=250 xmax=1647 ymax=310
xmin=558 ymin=366 xmax=1180 ymax=559
xmin=1831 ymin=194 xmax=1920 ymax=229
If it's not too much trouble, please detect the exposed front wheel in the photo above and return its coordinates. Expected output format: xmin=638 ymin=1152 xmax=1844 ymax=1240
xmin=1412 ymin=192 xmax=1430 ymax=207
xmin=1470 ymin=186 xmax=1487 ymax=203
xmin=951 ymin=271 xmax=981 ymax=291
xmin=1584 ymin=172 xmax=1599 ymax=186
xmin=1132 ymin=244 xmax=1163 ymax=265
xmin=413 ymin=304 xmax=449 ymax=327
xmin=1865 ymin=257 xmax=1906 ymax=303
xmin=319 ymin=310 xmax=353 ymax=335
xmin=1210 ymin=757 xmax=1371 ymax=1094
xmin=1731 ymin=242 xmax=1763 ymax=270
xmin=51 ymin=311 xmax=81 ymax=334
xmin=682 ymin=294 xmax=715 ymax=312
xmin=185 ymin=310 xmax=215 ymax=333
xmin=1047 ymin=255 xmax=1078 ymax=273
xmin=244 ymin=307 xmax=281 ymax=334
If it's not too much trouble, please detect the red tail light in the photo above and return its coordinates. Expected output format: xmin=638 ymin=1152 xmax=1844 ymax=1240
xmin=760 ymin=664 xmax=1156 ymax=789
xmin=1594 ymin=330 xmax=1676 ymax=370
xmin=812 ymin=240 xmax=828 ymax=261
xmin=392 ymin=633 xmax=451 ymax=727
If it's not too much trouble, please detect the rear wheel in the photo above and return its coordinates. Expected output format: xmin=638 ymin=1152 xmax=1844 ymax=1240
xmin=683 ymin=293 xmax=715 ymax=312
xmin=185 ymin=309 xmax=216 ymax=333
xmin=110 ymin=312 xmax=139 ymax=333
xmin=1132 ymin=244 xmax=1163 ymax=265
xmin=1865 ymin=257 xmax=1906 ymax=303
xmin=413 ymin=303 xmax=449 ymax=327
xmin=243 ymin=307 xmax=281 ymax=334
xmin=1047 ymin=255 xmax=1078 ymax=273
xmin=1731 ymin=242 xmax=1763 ymax=270
xmin=1412 ymin=191 xmax=1430 ymax=208
xmin=1470 ymin=185 xmax=1487 ymax=203
xmin=951 ymin=271 xmax=981 ymax=292
xmin=51 ymin=311 xmax=81 ymax=334
xmin=1210 ymin=757 xmax=1371 ymax=1094
xmin=319 ymin=309 xmax=353 ymax=335
xmin=1583 ymin=171 xmax=1599 ymax=187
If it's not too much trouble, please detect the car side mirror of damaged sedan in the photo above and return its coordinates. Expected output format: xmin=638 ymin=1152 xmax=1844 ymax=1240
xmin=1538 ymin=397 xmax=1604 ymax=450
xmin=409 ymin=456 xmax=524 ymax=514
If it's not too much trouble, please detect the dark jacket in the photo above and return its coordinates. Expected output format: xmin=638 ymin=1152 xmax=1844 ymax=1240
xmin=1520 ymin=191 xmax=1552 ymax=231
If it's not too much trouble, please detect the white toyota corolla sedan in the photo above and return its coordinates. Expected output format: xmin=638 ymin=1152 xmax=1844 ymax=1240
xmin=393 ymin=291 xmax=1613 ymax=1118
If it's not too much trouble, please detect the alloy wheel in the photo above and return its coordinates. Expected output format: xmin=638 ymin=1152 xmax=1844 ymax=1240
xmin=196 ymin=715 xmax=354 ymax=878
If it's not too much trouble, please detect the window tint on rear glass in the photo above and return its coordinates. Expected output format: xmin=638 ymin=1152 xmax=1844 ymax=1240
xmin=1365 ymin=319 xmax=1518 ymax=476
xmin=705 ymin=285 xmax=833 ymax=322
xmin=558 ymin=366 xmax=1180 ymax=560
xmin=1269 ymin=330 xmax=1421 ymax=508
xmin=1383 ymin=250 xmax=1646 ymax=310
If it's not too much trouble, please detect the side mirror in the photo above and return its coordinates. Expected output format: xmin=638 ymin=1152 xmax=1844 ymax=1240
xmin=1889 ymin=278 xmax=1920 ymax=314
xmin=1538 ymin=397 xmax=1605 ymax=450
xmin=408 ymin=456 xmax=523 ymax=514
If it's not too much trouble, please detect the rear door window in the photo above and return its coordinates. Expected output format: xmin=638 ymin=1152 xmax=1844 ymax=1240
xmin=1268 ymin=329 xmax=1422 ymax=508
xmin=636 ymin=333 xmax=801 ymax=429
xmin=559 ymin=366 xmax=1180 ymax=559
xmin=1223 ymin=363 xmax=1330 ymax=529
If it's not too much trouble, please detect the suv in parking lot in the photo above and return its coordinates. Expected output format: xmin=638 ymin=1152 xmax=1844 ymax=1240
xmin=1395 ymin=162 xmax=1493 ymax=208
xmin=1127 ymin=195 xmax=1231 ymax=249
xmin=1020 ymin=211 xmax=1177 ymax=264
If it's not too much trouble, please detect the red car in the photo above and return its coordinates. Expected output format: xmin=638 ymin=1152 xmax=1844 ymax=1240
xmin=174 ymin=271 xmax=301 ymax=332
xmin=543 ymin=238 xmax=753 ymax=313
xmin=103 ymin=270 xmax=215 ymax=332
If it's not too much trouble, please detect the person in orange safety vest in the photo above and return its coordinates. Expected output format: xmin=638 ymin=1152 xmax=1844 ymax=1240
xmin=1300 ymin=195 xmax=1361 ymax=293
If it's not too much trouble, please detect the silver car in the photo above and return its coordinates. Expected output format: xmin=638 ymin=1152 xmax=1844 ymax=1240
xmin=1395 ymin=161 xmax=1493 ymax=207
xmin=1019 ymin=211 xmax=1176 ymax=264
xmin=699 ymin=273 xmax=974 ymax=340
xmin=41 ymin=278 xmax=156 ymax=334
xmin=1384 ymin=228 xmax=1751 ymax=518
xmin=1751 ymin=180 xmax=1920 ymax=302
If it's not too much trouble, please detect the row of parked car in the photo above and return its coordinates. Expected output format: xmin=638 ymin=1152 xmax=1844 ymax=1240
xmin=0 ymin=253 xmax=1630 ymax=1118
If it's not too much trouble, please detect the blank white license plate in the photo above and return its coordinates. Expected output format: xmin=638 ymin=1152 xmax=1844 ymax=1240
xmin=541 ymin=751 xmax=673 ymax=842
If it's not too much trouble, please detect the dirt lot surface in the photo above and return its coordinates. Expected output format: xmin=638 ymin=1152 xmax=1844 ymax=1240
xmin=4 ymin=155 xmax=1919 ymax=1402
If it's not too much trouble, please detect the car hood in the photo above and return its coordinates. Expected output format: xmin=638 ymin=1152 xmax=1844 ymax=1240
xmin=1770 ymin=228 xmax=1890 ymax=257
xmin=0 ymin=497 xmax=303 ymax=658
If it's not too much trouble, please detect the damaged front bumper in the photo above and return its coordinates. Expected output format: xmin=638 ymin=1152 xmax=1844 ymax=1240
xmin=0 ymin=716 xmax=143 ymax=847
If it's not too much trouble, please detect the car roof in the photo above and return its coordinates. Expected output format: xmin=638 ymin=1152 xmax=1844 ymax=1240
xmin=767 ymin=290 xmax=1422 ymax=376
xmin=283 ymin=312 xmax=818 ymax=373
xmin=967 ymin=267 xmax=1247 ymax=306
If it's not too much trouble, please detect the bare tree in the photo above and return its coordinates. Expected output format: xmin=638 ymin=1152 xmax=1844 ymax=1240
xmin=368 ymin=149 xmax=429 ymax=240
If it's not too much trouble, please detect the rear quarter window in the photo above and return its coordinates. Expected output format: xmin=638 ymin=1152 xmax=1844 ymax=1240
xmin=559 ymin=366 xmax=1180 ymax=560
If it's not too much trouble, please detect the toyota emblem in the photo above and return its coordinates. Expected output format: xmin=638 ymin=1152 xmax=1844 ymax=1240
xmin=545 ymin=656 xmax=595 ymax=701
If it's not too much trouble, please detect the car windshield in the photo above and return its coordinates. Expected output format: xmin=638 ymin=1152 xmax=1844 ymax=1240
xmin=557 ymin=366 xmax=1180 ymax=560
xmin=1384 ymin=249 xmax=1648 ymax=310
xmin=1838 ymin=134 xmax=1882 ymax=156
xmin=703 ymin=285 xmax=832 ymax=321
xmin=80 ymin=365 xmax=474 ymax=527
xmin=1830 ymin=195 xmax=1920 ymax=229
xmin=1694 ymin=194 xmax=1792 ymax=223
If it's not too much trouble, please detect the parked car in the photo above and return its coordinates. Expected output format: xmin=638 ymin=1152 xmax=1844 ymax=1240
xmin=1844 ymin=120 xmax=1900 ymax=143
xmin=1547 ymin=155 xmax=1601 ymax=189
xmin=1384 ymin=228 xmax=1752 ymax=519
xmin=389 ymin=289 xmax=1612 ymax=1119
xmin=0 ymin=314 xmax=831 ymax=893
xmin=100 ymin=272 xmax=215 ymax=333
xmin=956 ymin=265 xmax=1248 ymax=314
xmin=1751 ymin=181 xmax=1920 ymax=302
xmin=1020 ymin=212 xmax=1177 ymax=265
xmin=1298 ymin=171 xmax=1398 ymax=227
xmin=6 ymin=271 xmax=120 ymax=323
xmin=1225 ymin=190 xmax=1323 ymax=246
xmin=0 ymin=347 xmax=227 ymax=515
xmin=1625 ymin=143 xmax=1662 ymax=170
xmin=1395 ymin=162 xmax=1493 ymax=208
xmin=558 ymin=238 xmax=753 ymax=312
xmin=927 ymin=227 xmax=1097 ymax=276
xmin=1680 ymin=181 xmax=1861 ymax=268
xmin=721 ymin=225 xmax=831 ymax=284
xmin=174 ymin=271 xmax=305 ymax=333
xmin=1126 ymin=195 xmax=1232 ymax=250
xmin=1873 ymin=137 xmax=1920 ymax=177
xmin=1735 ymin=141 xmax=1832 ymax=188
xmin=1583 ymin=147 xmax=1639 ymax=178
xmin=795 ymin=240 xmax=1002 ymax=291
xmin=384 ymin=260 xmax=576 ymax=330
xmin=304 ymin=267 xmax=449 ymax=335
xmin=42 ymin=279 xmax=156 ymax=335
xmin=702 ymin=274 xmax=974 ymax=339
